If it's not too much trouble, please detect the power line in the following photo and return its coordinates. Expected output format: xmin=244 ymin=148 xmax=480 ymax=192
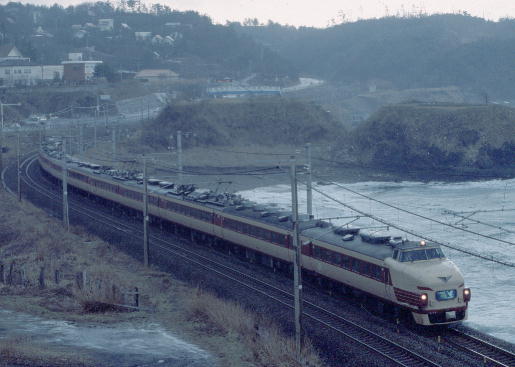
xmin=306 ymin=184 xmax=515 ymax=268
xmin=208 ymin=147 xmax=293 ymax=156
xmin=148 ymin=160 xmax=286 ymax=176
xmin=317 ymin=177 xmax=515 ymax=247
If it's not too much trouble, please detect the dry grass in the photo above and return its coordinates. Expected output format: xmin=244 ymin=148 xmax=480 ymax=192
xmin=0 ymin=190 xmax=327 ymax=367
xmin=188 ymin=288 xmax=324 ymax=367
xmin=0 ymin=336 xmax=94 ymax=367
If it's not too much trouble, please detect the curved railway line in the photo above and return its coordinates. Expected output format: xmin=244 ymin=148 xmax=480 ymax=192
xmin=3 ymin=153 xmax=515 ymax=367
xmin=444 ymin=330 xmax=515 ymax=367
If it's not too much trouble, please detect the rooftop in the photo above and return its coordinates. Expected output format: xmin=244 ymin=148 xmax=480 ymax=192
xmin=135 ymin=69 xmax=178 ymax=79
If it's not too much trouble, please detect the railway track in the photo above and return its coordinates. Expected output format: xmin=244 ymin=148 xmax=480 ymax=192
xmin=445 ymin=330 xmax=515 ymax=367
xmin=7 ymin=153 xmax=513 ymax=367
xmin=3 ymin=153 xmax=445 ymax=367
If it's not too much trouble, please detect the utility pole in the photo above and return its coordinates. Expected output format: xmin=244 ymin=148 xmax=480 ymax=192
xmin=112 ymin=124 xmax=116 ymax=162
xmin=41 ymin=124 xmax=46 ymax=150
xmin=79 ymin=123 xmax=83 ymax=155
xmin=16 ymin=132 xmax=21 ymax=202
xmin=290 ymin=155 xmax=303 ymax=359
xmin=96 ymin=96 xmax=100 ymax=122
xmin=147 ymin=103 xmax=150 ymax=121
xmin=0 ymin=101 xmax=21 ymax=175
xmin=62 ymin=137 xmax=70 ymax=231
xmin=68 ymin=124 xmax=73 ymax=155
xmin=306 ymin=143 xmax=313 ymax=219
xmin=177 ymin=130 xmax=182 ymax=183
xmin=38 ymin=125 xmax=44 ymax=153
xmin=143 ymin=156 xmax=149 ymax=267
xmin=93 ymin=122 xmax=97 ymax=148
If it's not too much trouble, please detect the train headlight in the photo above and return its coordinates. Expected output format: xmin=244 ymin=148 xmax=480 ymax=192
xmin=420 ymin=293 xmax=428 ymax=307
xmin=463 ymin=288 xmax=471 ymax=302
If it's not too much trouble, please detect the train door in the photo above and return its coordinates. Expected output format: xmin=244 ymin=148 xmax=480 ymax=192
xmin=213 ymin=213 xmax=223 ymax=237
xmin=383 ymin=267 xmax=393 ymax=300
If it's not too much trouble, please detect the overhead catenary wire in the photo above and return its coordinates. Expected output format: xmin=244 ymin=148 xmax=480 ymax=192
xmin=65 ymin=150 xmax=288 ymax=177
xmin=305 ymin=183 xmax=514 ymax=268
xmin=315 ymin=176 xmax=515 ymax=247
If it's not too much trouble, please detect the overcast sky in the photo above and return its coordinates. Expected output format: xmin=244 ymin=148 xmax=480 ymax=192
xmin=15 ymin=0 xmax=515 ymax=27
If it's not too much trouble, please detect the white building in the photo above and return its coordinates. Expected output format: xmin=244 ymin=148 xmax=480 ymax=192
xmin=0 ymin=45 xmax=63 ymax=86
xmin=135 ymin=32 xmax=152 ymax=41
xmin=0 ymin=61 xmax=62 ymax=86
xmin=134 ymin=69 xmax=178 ymax=81
xmin=98 ymin=19 xmax=114 ymax=31
xmin=68 ymin=52 xmax=83 ymax=61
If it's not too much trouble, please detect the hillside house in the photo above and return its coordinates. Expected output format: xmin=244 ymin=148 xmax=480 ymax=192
xmin=62 ymin=60 xmax=102 ymax=82
xmin=135 ymin=32 xmax=152 ymax=41
xmin=134 ymin=69 xmax=178 ymax=82
xmin=68 ymin=52 xmax=83 ymax=61
xmin=0 ymin=44 xmax=29 ymax=62
xmin=0 ymin=60 xmax=62 ymax=87
xmin=98 ymin=19 xmax=114 ymax=31
xmin=0 ymin=45 xmax=63 ymax=86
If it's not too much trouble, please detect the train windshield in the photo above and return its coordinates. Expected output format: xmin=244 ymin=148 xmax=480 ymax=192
xmin=399 ymin=248 xmax=445 ymax=262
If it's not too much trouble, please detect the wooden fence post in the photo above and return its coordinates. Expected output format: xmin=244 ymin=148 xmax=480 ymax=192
xmin=82 ymin=270 xmax=87 ymax=290
xmin=134 ymin=287 xmax=139 ymax=308
xmin=7 ymin=261 xmax=15 ymax=286
xmin=75 ymin=272 xmax=83 ymax=290
xmin=112 ymin=284 xmax=118 ymax=302
xmin=39 ymin=266 xmax=45 ymax=289
xmin=54 ymin=269 xmax=60 ymax=284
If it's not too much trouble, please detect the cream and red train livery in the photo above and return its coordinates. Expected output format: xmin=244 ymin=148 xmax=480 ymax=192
xmin=38 ymin=149 xmax=470 ymax=325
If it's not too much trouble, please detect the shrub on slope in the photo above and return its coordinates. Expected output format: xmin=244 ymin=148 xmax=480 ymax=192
xmin=351 ymin=103 xmax=515 ymax=169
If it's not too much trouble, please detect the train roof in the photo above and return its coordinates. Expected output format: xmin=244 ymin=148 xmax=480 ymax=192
xmin=301 ymin=226 xmax=396 ymax=260
xmin=42 ymin=149 xmax=439 ymax=262
xmin=222 ymin=205 xmax=317 ymax=230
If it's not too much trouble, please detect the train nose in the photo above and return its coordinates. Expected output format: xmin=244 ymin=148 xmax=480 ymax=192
xmin=399 ymin=260 xmax=464 ymax=289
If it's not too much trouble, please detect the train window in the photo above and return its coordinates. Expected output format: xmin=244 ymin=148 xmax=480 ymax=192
xmin=149 ymin=196 xmax=159 ymax=206
xmin=400 ymin=250 xmax=428 ymax=262
xmin=341 ymin=255 xmax=351 ymax=269
xmin=425 ymin=247 xmax=445 ymax=259
xmin=369 ymin=264 xmax=382 ymax=280
xmin=331 ymin=252 xmax=342 ymax=266
xmin=319 ymin=249 xmax=329 ymax=262
xmin=270 ymin=232 xmax=286 ymax=246
xmin=313 ymin=246 xmax=322 ymax=259
xmin=393 ymin=249 xmax=399 ymax=260
xmin=351 ymin=258 xmax=361 ymax=273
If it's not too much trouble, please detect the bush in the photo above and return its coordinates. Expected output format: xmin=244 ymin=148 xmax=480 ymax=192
xmin=188 ymin=289 xmax=324 ymax=367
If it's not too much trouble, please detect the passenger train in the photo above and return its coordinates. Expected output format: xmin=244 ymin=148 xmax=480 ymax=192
xmin=38 ymin=146 xmax=471 ymax=326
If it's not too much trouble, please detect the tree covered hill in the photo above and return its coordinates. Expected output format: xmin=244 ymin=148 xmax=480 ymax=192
xmin=142 ymin=98 xmax=339 ymax=149
xmin=236 ymin=14 xmax=515 ymax=98
xmin=0 ymin=2 xmax=296 ymax=81
xmin=344 ymin=103 xmax=515 ymax=171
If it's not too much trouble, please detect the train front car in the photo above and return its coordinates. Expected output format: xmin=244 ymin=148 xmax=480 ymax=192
xmin=385 ymin=241 xmax=470 ymax=325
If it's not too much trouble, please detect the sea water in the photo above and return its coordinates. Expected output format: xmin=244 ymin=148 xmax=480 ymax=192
xmin=238 ymin=178 xmax=515 ymax=343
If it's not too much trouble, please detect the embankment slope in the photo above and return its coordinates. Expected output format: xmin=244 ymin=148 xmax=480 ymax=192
xmin=348 ymin=103 xmax=515 ymax=172
xmin=142 ymin=98 xmax=340 ymax=149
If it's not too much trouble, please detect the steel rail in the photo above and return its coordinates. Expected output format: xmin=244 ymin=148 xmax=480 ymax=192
xmin=445 ymin=330 xmax=515 ymax=367
xmin=12 ymin=154 xmax=444 ymax=367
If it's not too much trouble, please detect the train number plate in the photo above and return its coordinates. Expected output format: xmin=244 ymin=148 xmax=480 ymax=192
xmin=445 ymin=311 xmax=456 ymax=320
